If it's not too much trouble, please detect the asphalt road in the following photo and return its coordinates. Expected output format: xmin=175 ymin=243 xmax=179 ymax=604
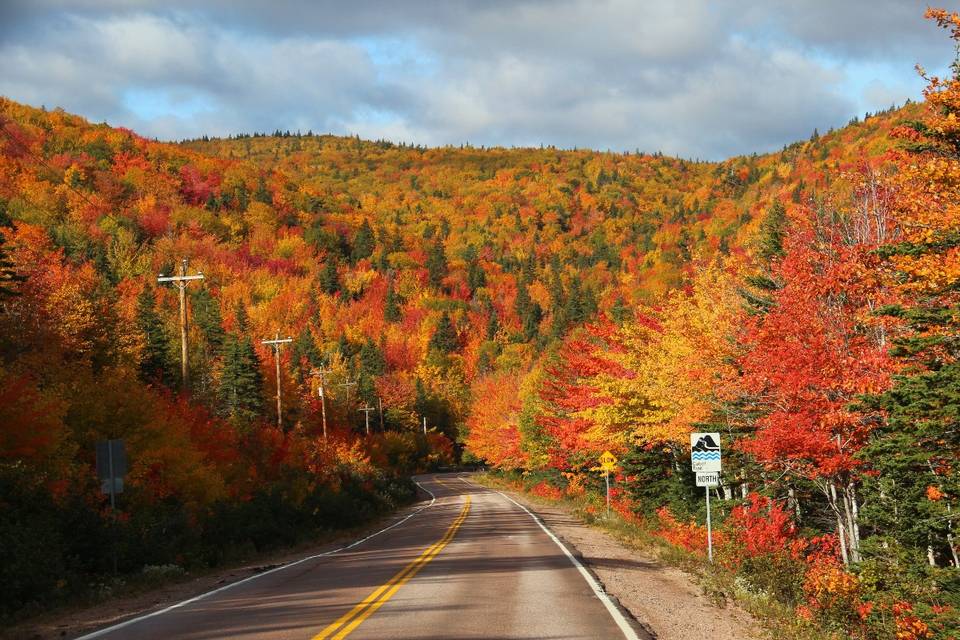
xmin=77 ymin=474 xmax=646 ymax=640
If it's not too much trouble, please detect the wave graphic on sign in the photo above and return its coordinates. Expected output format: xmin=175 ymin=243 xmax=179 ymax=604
xmin=691 ymin=452 xmax=721 ymax=460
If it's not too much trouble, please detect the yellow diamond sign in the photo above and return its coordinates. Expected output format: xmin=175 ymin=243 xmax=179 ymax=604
xmin=598 ymin=450 xmax=618 ymax=471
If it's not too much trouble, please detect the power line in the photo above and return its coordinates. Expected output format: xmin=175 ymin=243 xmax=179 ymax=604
xmin=0 ymin=116 xmax=110 ymax=214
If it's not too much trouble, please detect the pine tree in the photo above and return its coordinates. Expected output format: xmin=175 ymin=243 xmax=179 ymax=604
xmin=290 ymin=328 xmax=321 ymax=383
xmin=426 ymin=239 xmax=447 ymax=288
xmin=192 ymin=288 xmax=225 ymax=355
xmin=741 ymin=201 xmax=788 ymax=314
xmin=859 ymin=363 xmax=960 ymax=566
xmin=219 ymin=334 xmax=264 ymax=423
xmin=217 ymin=303 xmax=263 ymax=422
xmin=385 ymin=279 xmax=402 ymax=322
xmin=464 ymin=245 xmax=486 ymax=294
xmin=359 ymin=338 xmax=386 ymax=376
xmin=254 ymin=175 xmax=272 ymax=204
xmin=351 ymin=219 xmax=375 ymax=263
xmin=609 ymin=295 xmax=630 ymax=324
xmin=486 ymin=310 xmax=499 ymax=340
xmin=522 ymin=302 xmax=542 ymax=342
xmin=319 ymin=259 xmax=339 ymax=295
xmin=136 ymin=285 xmax=173 ymax=386
xmin=757 ymin=200 xmax=788 ymax=263
xmin=428 ymin=312 xmax=458 ymax=353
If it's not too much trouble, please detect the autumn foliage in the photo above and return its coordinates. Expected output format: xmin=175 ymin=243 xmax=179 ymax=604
xmin=1 ymin=8 xmax=959 ymax=636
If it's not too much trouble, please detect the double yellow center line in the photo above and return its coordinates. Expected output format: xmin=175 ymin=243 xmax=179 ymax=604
xmin=313 ymin=495 xmax=472 ymax=639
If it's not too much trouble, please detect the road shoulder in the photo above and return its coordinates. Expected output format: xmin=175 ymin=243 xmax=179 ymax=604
xmin=481 ymin=480 xmax=762 ymax=640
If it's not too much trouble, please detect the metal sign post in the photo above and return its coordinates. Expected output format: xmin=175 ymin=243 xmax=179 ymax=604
xmin=96 ymin=439 xmax=126 ymax=573
xmin=690 ymin=433 xmax=721 ymax=563
xmin=597 ymin=450 xmax=618 ymax=518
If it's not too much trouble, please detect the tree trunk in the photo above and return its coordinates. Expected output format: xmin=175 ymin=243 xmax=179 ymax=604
xmin=788 ymin=486 xmax=801 ymax=524
xmin=829 ymin=481 xmax=850 ymax=565
xmin=947 ymin=503 xmax=959 ymax=568
xmin=843 ymin=482 xmax=861 ymax=563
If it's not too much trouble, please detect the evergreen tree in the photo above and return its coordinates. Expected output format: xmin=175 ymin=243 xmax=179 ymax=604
xmin=254 ymin=175 xmax=272 ymax=204
xmin=756 ymin=200 xmax=788 ymax=263
xmin=319 ymin=259 xmax=340 ymax=295
xmin=486 ymin=310 xmax=499 ymax=340
xmin=136 ymin=285 xmax=173 ymax=386
xmin=741 ymin=201 xmax=789 ymax=314
xmin=219 ymin=334 xmax=264 ymax=423
xmin=522 ymin=302 xmax=542 ymax=342
xmin=426 ymin=239 xmax=447 ymax=288
xmin=290 ymin=328 xmax=321 ymax=383
xmin=464 ymin=245 xmax=486 ymax=294
xmin=428 ymin=312 xmax=458 ymax=353
xmin=217 ymin=303 xmax=263 ymax=422
xmin=192 ymin=288 xmax=225 ymax=355
xmin=385 ymin=279 xmax=402 ymax=322
xmin=351 ymin=219 xmax=375 ymax=263
xmin=359 ymin=338 xmax=386 ymax=376
xmin=609 ymin=295 xmax=630 ymax=324
xmin=859 ymin=363 xmax=960 ymax=566
xmin=514 ymin=279 xmax=532 ymax=323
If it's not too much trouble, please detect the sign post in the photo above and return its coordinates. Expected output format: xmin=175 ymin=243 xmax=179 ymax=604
xmin=690 ymin=432 xmax=721 ymax=563
xmin=96 ymin=439 xmax=126 ymax=573
xmin=597 ymin=450 xmax=618 ymax=518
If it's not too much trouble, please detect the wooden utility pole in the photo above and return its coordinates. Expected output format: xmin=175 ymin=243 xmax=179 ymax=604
xmin=339 ymin=378 xmax=357 ymax=397
xmin=358 ymin=405 xmax=375 ymax=435
xmin=310 ymin=366 xmax=333 ymax=440
xmin=158 ymin=259 xmax=204 ymax=388
xmin=262 ymin=333 xmax=293 ymax=428
xmin=378 ymin=396 xmax=385 ymax=432
xmin=423 ymin=415 xmax=427 ymax=435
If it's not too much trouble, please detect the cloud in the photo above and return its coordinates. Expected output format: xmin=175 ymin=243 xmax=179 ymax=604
xmin=0 ymin=1 xmax=955 ymax=158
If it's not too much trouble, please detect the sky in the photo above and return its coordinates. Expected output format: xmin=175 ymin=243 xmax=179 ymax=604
xmin=0 ymin=1 xmax=956 ymax=160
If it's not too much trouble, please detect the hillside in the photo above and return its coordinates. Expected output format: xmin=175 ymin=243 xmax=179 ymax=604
xmin=0 ymin=92 xmax=943 ymax=631
xmin=0 ymin=96 xmax=918 ymax=443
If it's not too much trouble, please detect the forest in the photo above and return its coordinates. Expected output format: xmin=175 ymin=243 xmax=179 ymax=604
xmin=1 ymin=8 xmax=958 ymax=639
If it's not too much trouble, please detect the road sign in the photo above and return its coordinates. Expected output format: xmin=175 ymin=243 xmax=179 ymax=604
xmin=696 ymin=471 xmax=720 ymax=487
xmin=690 ymin=432 xmax=721 ymax=472
xmin=96 ymin=439 xmax=127 ymax=497
xmin=598 ymin=450 xmax=618 ymax=471
xmin=690 ymin=432 xmax=721 ymax=564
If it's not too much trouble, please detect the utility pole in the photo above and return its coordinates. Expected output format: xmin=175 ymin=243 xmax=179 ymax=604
xmin=358 ymin=405 xmax=375 ymax=435
xmin=310 ymin=366 xmax=333 ymax=440
xmin=157 ymin=259 xmax=204 ymax=388
xmin=423 ymin=415 xmax=427 ymax=435
xmin=378 ymin=396 xmax=384 ymax=432
xmin=262 ymin=333 xmax=293 ymax=428
xmin=339 ymin=378 xmax=357 ymax=397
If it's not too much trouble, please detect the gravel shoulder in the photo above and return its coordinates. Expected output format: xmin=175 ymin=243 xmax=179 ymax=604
xmin=490 ymin=483 xmax=763 ymax=640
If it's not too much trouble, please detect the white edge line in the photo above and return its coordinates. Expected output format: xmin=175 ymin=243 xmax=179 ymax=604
xmin=458 ymin=475 xmax=641 ymax=640
xmin=74 ymin=480 xmax=438 ymax=640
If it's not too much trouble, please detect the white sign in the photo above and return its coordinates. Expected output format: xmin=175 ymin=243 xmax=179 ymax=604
xmin=690 ymin=432 xmax=721 ymax=473
xmin=696 ymin=471 xmax=720 ymax=487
